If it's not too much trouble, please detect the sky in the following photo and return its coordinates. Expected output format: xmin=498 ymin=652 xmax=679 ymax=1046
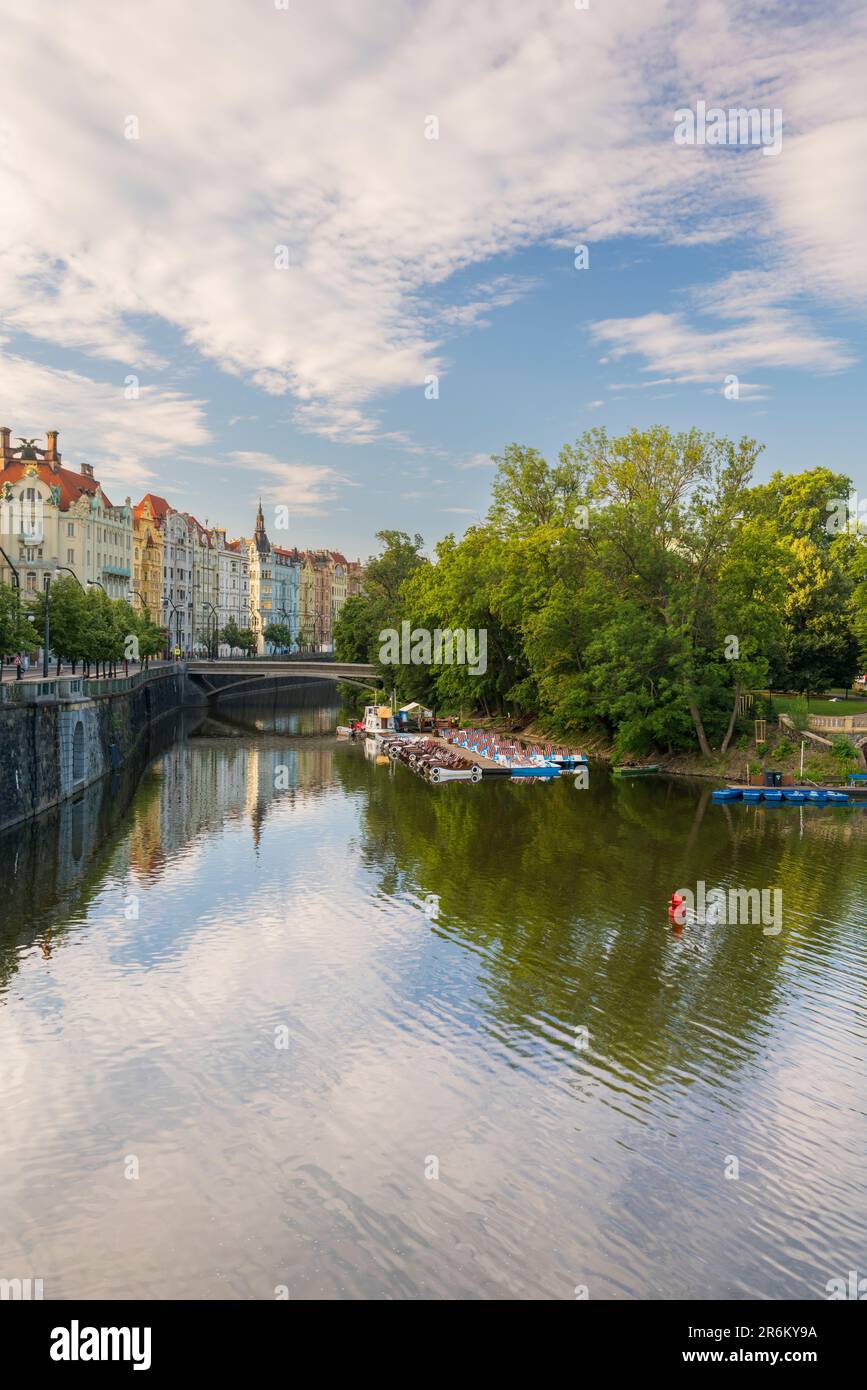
xmin=1 ymin=0 xmax=865 ymax=560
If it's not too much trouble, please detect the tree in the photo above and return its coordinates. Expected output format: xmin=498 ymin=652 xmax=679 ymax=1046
xmin=262 ymin=621 xmax=293 ymax=653
xmin=220 ymin=618 xmax=245 ymax=655
xmin=333 ymin=531 xmax=427 ymax=673
xmin=748 ymin=469 xmax=859 ymax=694
xmin=0 ymin=582 xmax=31 ymax=675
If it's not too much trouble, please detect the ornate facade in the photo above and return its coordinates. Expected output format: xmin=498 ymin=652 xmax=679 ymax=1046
xmin=0 ymin=428 xmax=133 ymax=600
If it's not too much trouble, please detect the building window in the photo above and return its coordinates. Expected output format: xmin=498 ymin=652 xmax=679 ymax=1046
xmin=67 ymin=522 xmax=75 ymax=536
xmin=67 ymin=549 xmax=75 ymax=564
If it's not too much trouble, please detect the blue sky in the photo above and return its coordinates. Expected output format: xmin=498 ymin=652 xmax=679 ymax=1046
xmin=2 ymin=0 xmax=865 ymax=559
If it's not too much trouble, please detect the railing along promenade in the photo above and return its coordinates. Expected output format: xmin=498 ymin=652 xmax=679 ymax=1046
xmin=0 ymin=656 xmax=379 ymax=703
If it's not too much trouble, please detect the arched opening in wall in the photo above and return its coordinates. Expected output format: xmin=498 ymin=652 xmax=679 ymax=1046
xmin=72 ymin=720 xmax=85 ymax=782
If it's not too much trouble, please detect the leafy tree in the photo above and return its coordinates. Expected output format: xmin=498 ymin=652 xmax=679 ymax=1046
xmin=328 ymin=428 xmax=864 ymax=756
xmin=263 ymin=621 xmax=293 ymax=653
xmin=748 ymin=469 xmax=859 ymax=693
xmin=220 ymin=618 xmax=245 ymax=655
xmin=0 ymin=582 xmax=32 ymax=674
xmin=333 ymin=531 xmax=427 ymax=680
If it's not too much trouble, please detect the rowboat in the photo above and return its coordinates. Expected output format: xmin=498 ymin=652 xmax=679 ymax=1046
xmin=712 ymin=788 xmax=741 ymax=801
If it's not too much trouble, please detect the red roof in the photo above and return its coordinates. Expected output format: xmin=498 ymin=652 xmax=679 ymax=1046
xmin=184 ymin=514 xmax=212 ymax=545
xmin=1 ymin=459 xmax=112 ymax=510
xmin=134 ymin=493 xmax=171 ymax=524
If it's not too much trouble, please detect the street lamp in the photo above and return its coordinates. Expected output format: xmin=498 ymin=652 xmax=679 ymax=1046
xmin=87 ymin=578 xmax=105 ymax=592
xmin=164 ymin=595 xmax=182 ymax=659
xmin=57 ymin=566 xmax=85 ymax=589
xmin=277 ymin=606 xmax=294 ymax=656
xmin=42 ymin=572 xmax=51 ymax=676
xmin=201 ymin=600 xmax=218 ymax=657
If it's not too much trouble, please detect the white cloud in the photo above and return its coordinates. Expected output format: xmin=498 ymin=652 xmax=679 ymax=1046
xmin=0 ymin=0 xmax=864 ymax=449
xmin=227 ymin=451 xmax=349 ymax=516
xmin=456 ymin=452 xmax=495 ymax=470
xmin=590 ymin=270 xmax=854 ymax=390
xmin=0 ymin=347 xmax=209 ymax=495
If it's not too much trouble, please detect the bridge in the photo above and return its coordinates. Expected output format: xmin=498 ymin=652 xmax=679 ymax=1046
xmin=185 ymin=658 xmax=382 ymax=697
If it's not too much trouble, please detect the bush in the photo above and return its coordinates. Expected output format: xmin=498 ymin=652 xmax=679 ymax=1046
xmin=775 ymin=738 xmax=794 ymax=758
xmin=831 ymin=735 xmax=857 ymax=762
xmin=735 ymin=733 xmax=749 ymax=751
xmin=789 ymin=698 xmax=810 ymax=733
xmin=804 ymin=755 xmax=838 ymax=783
xmin=756 ymin=742 xmax=768 ymax=757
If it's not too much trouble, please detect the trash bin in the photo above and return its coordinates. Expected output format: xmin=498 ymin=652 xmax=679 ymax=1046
xmin=764 ymin=769 xmax=782 ymax=787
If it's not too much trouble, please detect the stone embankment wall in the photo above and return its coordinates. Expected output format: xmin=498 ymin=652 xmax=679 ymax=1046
xmin=0 ymin=670 xmax=205 ymax=832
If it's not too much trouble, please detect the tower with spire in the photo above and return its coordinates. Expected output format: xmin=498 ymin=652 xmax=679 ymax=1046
xmin=254 ymin=497 xmax=270 ymax=556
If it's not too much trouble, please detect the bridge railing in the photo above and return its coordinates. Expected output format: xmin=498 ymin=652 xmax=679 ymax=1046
xmin=0 ymin=663 xmax=185 ymax=704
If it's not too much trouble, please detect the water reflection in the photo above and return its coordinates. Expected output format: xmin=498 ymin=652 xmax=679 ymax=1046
xmin=1 ymin=702 xmax=865 ymax=1300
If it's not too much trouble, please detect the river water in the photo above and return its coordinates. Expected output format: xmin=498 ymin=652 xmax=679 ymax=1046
xmin=1 ymin=693 xmax=865 ymax=1300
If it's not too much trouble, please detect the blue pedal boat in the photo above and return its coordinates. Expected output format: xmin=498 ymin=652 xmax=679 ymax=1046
xmin=763 ymin=789 xmax=784 ymax=802
xmin=827 ymin=790 xmax=850 ymax=804
xmin=742 ymin=788 xmax=763 ymax=802
xmin=712 ymin=788 xmax=741 ymax=801
xmin=805 ymin=789 xmax=828 ymax=803
xmin=782 ymin=789 xmax=807 ymax=803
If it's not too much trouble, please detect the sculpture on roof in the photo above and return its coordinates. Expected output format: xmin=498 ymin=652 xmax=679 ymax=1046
xmin=15 ymin=437 xmax=45 ymax=460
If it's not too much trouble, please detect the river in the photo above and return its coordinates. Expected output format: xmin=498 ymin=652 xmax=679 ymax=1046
xmin=1 ymin=693 xmax=865 ymax=1300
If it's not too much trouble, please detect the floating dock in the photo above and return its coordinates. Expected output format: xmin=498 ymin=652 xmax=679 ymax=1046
xmin=379 ymin=730 xmax=587 ymax=785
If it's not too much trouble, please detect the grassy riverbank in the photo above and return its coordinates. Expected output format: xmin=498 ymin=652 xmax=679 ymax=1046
xmin=459 ymin=712 xmax=865 ymax=785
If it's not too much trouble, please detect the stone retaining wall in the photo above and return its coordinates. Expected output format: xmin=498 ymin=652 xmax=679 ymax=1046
xmin=0 ymin=670 xmax=205 ymax=832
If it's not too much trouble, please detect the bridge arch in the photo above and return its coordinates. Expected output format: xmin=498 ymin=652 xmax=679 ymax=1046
xmin=184 ymin=659 xmax=383 ymax=700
